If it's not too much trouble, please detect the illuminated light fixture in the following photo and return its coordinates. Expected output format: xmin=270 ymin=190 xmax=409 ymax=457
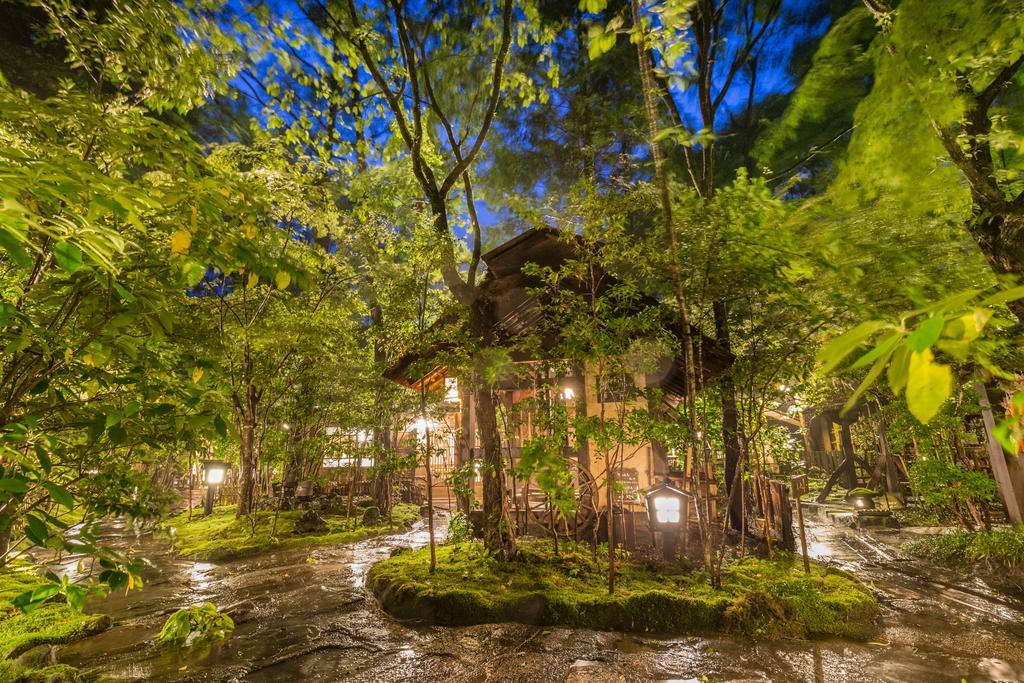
xmin=653 ymin=496 xmax=681 ymax=524
xmin=645 ymin=481 xmax=691 ymax=561
xmin=562 ymin=387 xmax=575 ymax=401
xmin=201 ymin=460 xmax=229 ymax=515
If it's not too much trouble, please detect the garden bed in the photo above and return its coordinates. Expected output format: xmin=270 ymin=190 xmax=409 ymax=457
xmin=165 ymin=503 xmax=421 ymax=561
xmin=368 ymin=541 xmax=878 ymax=640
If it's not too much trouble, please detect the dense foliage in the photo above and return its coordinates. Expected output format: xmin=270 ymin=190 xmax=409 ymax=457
xmin=0 ymin=0 xmax=1021 ymax=656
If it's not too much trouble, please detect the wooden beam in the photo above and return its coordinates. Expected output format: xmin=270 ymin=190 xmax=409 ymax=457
xmin=976 ymin=381 xmax=1024 ymax=526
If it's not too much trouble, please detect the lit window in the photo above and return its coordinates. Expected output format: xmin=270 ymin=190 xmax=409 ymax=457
xmin=444 ymin=377 xmax=459 ymax=402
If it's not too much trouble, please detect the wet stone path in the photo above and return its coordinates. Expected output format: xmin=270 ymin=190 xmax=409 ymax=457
xmin=51 ymin=517 xmax=1024 ymax=682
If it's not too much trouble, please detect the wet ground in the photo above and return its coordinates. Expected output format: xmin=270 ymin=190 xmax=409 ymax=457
xmin=50 ymin=515 xmax=1024 ymax=682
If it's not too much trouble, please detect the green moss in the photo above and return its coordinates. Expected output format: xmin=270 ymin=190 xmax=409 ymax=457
xmin=0 ymin=563 xmax=110 ymax=682
xmin=165 ymin=503 xmax=421 ymax=560
xmin=367 ymin=543 xmax=878 ymax=640
xmin=0 ymin=662 xmax=86 ymax=682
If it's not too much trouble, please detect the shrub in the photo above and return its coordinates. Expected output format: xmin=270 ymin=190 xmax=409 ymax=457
xmin=445 ymin=511 xmax=473 ymax=545
xmin=157 ymin=603 xmax=234 ymax=646
xmin=906 ymin=528 xmax=1024 ymax=570
xmin=908 ymin=459 xmax=997 ymax=527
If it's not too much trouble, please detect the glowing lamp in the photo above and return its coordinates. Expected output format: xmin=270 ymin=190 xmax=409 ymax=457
xmin=645 ymin=481 xmax=690 ymax=561
xmin=645 ymin=481 xmax=690 ymax=532
xmin=201 ymin=460 xmax=229 ymax=515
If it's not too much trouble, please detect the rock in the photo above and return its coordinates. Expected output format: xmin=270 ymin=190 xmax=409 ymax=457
xmin=294 ymin=509 xmax=328 ymax=534
xmin=361 ymin=506 xmax=380 ymax=526
xmin=15 ymin=644 xmax=57 ymax=668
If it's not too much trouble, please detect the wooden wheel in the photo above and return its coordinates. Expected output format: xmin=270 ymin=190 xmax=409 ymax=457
xmin=516 ymin=459 xmax=598 ymax=536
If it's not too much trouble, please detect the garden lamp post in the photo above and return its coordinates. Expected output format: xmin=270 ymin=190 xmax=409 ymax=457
xmin=202 ymin=459 xmax=228 ymax=516
xmin=645 ymin=480 xmax=690 ymax=562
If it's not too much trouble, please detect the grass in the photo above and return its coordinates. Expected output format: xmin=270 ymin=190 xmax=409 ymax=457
xmin=0 ymin=562 xmax=111 ymax=682
xmin=367 ymin=541 xmax=878 ymax=640
xmin=904 ymin=527 xmax=1024 ymax=570
xmin=164 ymin=503 xmax=421 ymax=560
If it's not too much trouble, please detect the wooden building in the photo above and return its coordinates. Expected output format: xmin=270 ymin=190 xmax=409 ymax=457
xmin=384 ymin=227 xmax=730 ymax=541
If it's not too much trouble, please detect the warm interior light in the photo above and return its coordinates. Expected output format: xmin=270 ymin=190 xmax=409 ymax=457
xmin=205 ymin=467 xmax=225 ymax=485
xmin=562 ymin=387 xmax=575 ymax=401
xmin=653 ymin=495 xmax=681 ymax=524
xmin=444 ymin=377 xmax=459 ymax=402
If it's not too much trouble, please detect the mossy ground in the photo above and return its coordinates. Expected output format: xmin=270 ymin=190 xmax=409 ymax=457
xmin=368 ymin=541 xmax=878 ymax=640
xmin=0 ymin=563 xmax=110 ymax=682
xmin=165 ymin=503 xmax=421 ymax=560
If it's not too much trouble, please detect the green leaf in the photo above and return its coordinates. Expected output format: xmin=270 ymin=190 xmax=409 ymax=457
xmin=214 ymin=414 xmax=228 ymax=438
xmin=978 ymin=284 xmax=1024 ymax=307
xmin=108 ymin=425 xmax=127 ymax=444
xmin=24 ymin=513 xmax=49 ymax=546
xmin=905 ymin=314 xmax=944 ymax=352
xmin=905 ymin=349 xmax=952 ymax=423
xmin=842 ymin=342 xmax=897 ymax=415
xmin=54 ymin=242 xmax=84 ymax=273
xmin=34 ymin=444 xmax=51 ymax=473
xmin=0 ymin=229 xmax=32 ymax=268
xmin=889 ymin=348 xmax=911 ymax=394
xmin=65 ymin=585 xmax=87 ymax=612
xmin=0 ymin=477 xmax=29 ymax=494
xmin=817 ymin=321 xmax=888 ymax=373
xmin=993 ymin=421 xmax=1015 ymax=454
xmin=112 ymin=281 xmax=135 ymax=302
xmin=43 ymin=482 xmax=73 ymax=509
xmin=849 ymin=331 xmax=901 ymax=369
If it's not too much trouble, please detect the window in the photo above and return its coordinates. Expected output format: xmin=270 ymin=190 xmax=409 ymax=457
xmin=323 ymin=456 xmax=373 ymax=469
xmin=444 ymin=377 xmax=459 ymax=402
xmin=596 ymin=374 xmax=633 ymax=403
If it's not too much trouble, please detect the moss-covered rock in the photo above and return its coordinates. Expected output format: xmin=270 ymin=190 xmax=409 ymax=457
xmin=0 ymin=662 xmax=86 ymax=683
xmin=367 ymin=542 xmax=878 ymax=640
xmin=0 ymin=563 xmax=111 ymax=682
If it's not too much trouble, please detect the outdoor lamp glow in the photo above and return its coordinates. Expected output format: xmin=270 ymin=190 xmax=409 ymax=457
xmin=653 ymin=495 xmax=681 ymax=524
xmin=202 ymin=459 xmax=227 ymax=485
xmin=201 ymin=460 xmax=228 ymax=515
xmin=645 ymin=481 xmax=690 ymax=532
xmin=562 ymin=387 xmax=575 ymax=401
xmin=645 ymin=480 xmax=690 ymax=561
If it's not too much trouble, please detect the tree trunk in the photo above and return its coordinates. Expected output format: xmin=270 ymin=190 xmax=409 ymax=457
xmin=237 ymin=413 xmax=256 ymax=517
xmin=470 ymin=297 xmax=515 ymax=557
xmin=236 ymin=378 xmax=258 ymax=518
xmin=456 ymin=377 xmax=474 ymax=513
xmin=714 ymin=301 xmax=743 ymax=532
xmin=969 ymin=212 xmax=1024 ymax=323
xmin=839 ymin=418 xmax=858 ymax=489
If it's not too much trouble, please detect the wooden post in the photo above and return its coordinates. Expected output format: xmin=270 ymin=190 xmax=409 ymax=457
xmin=662 ymin=530 xmax=677 ymax=562
xmin=792 ymin=474 xmax=810 ymax=574
xmin=976 ymin=381 xmax=1024 ymax=526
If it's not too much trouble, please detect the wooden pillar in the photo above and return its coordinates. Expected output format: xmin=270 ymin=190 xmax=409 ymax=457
xmin=976 ymin=381 xmax=1024 ymax=526
xmin=839 ymin=418 xmax=858 ymax=489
